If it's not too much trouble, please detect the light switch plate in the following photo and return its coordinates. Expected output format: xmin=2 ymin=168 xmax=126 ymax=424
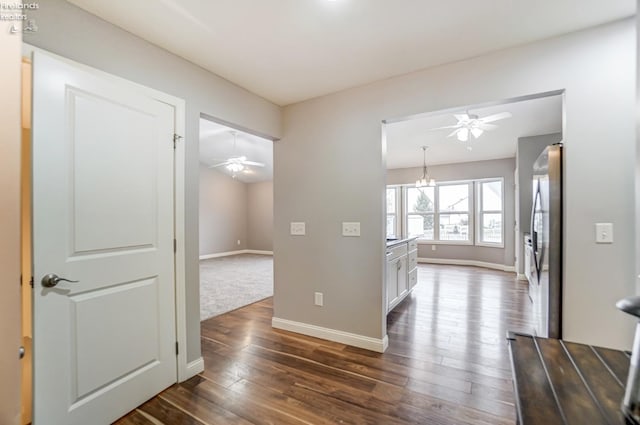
xmin=595 ymin=222 xmax=613 ymax=244
xmin=290 ymin=222 xmax=306 ymax=236
xmin=342 ymin=222 xmax=360 ymax=237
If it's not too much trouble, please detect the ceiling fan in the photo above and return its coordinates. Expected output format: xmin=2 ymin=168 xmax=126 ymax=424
xmin=431 ymin=111 xmax=512 ymax=142
xmin=208 ymin=131 xmax=265 ymax=175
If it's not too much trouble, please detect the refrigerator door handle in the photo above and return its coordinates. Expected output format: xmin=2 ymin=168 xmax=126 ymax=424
xmin=531 ymin=181 xmax=541 ymax=280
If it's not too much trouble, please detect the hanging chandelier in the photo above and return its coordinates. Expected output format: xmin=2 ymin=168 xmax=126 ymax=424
xmin=415 ymin=146 xmax=435 ymax=188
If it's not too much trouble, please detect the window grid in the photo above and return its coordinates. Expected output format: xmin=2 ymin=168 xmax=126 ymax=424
xmin=477 ymin=179 xmax=504 ymax=246
xmin=388 ymin=178 xmax=504 ymax=247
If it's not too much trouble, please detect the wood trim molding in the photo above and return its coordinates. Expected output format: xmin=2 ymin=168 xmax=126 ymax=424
xmin=418 ymin=257 xmax=516 ymax=273
xmin=245 ymin=250 xmax=274 ymax=255
xmin=200 ymin=249 xmax=273 ymax=260
xmin=184 ymin=357 xmax=204 ymax=380
xmin=272 ymin=317 xmax=388 ymax=353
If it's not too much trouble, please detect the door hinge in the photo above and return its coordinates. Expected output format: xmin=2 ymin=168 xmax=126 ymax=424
xmin=173 ymin=134 xmax=183 ymax=149
xmin=29 ymin=276 xmax=34 ymax=288
xmin=175 ymin=342 xmax=179 ymax=355
xmin=173 ymin=238 xmax=177 ymax=253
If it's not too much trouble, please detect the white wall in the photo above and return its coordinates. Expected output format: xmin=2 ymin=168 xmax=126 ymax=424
xmin=248 ymin=181 xmax=274 ymax=251
xmin=199 ymin=166 xmax=273 ymax=255
xmin=388 ymin=158 xmax=516 ymax=267
xmin=637 ymin=2 xmax=640 ymax=296
xmin=199 ymin=166 xmax=248 ymax=255
xmin=0 ymin=24 xmax=23 ymax=425
xmin=275 ymin=19 xmax=636 ymax=350
xmin=24 ymin=0 xmax=281 ymax=363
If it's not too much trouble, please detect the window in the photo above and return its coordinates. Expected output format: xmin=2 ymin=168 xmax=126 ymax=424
xmin=406 ymin=186 xmax=435 ymax=239
xmin=438 ymin=183 xmax=470 ymax=242
xmin=477 ymin=179 xmax=503 ymax=245
xmin=386 ymin=187 xmax=400 ymax=238
xmin=392 ymin=178 xmax=503 ymax=247
xmin=404 ymin=183 xmax=471 ymax=242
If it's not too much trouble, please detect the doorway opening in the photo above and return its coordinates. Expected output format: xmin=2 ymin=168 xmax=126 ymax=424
xmin=198 ymin=114 xmax=275 ymax=321
xmin=382 ymin=90 xmax=564 ymax=354
xmin=20 ymin=56 xmax=33 ymax=425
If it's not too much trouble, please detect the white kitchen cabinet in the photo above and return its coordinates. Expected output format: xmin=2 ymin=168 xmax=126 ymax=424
xmin=386 ymin=255 xmax=398 ymax=305
xmin=386 ymin=237 xmax=417 ymax=313
xmin=408 ymin=239 xmax=418 ymax=290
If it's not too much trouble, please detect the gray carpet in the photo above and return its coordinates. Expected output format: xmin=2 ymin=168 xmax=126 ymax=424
xmin=199 ymin=254 xmax=273 ymax=321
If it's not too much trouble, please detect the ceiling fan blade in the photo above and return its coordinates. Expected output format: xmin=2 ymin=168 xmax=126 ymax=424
xmin=209 ymin=161 xmax=231 ymax=168
xmin=446 ymin=129 xmax=459 ymax=138
xmin=477 ymin=123 xmax=498 ymax=131
xmin=430 ymin=125 xmax=461 ymax=131
xmin=242 ymin=160 xmax=265 ymax=167
xmin=454 ymin=113 xmax=470 ymax=122
xmin=479 ymin=111 xmax=512 ymax=123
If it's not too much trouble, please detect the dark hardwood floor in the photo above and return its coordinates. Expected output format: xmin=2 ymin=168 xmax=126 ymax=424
xmin=115 ymin=264 xmax=535 ymax=425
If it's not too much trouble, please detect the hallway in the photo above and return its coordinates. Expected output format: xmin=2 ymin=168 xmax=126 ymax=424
xmin=116 ymin=264 xmax=534 ymax=424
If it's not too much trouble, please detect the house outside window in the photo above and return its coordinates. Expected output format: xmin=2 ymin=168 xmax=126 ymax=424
xmin=477 ymin=179 xmax=504 ymax=246
xmin=437 ymin=183 xmax=471 ymax=242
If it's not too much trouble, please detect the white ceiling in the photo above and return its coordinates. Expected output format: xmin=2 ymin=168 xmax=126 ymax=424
xmin=199 ymin=119 xmax=273 ymax=183
xmin=66 ymin=0 xmax=634 ymax=106
xmin=385 ymin=95 xmax=562 ymax=169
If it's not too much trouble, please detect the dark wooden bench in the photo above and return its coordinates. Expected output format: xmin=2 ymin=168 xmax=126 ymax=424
xmin=507 ymin=332 xmax=631 ymax=424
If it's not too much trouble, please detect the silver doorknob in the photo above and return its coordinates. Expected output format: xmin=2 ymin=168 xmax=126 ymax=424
xmin=41 ymin=273 xmax=79 ymax=288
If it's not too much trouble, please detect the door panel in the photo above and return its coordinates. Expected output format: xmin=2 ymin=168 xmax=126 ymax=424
xmin=72 ymin=278 xmax=160 ymax=399
xmin=71 ymin=89 xmax=157 ymax=252
xmin=32 ymin=52 xmax=176 ymax=425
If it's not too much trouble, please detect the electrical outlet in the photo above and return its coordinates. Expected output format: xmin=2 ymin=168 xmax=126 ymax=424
xmin=290 ymin=222 xmax=306 ymax=236
xmin=237 ymin=239 xmax=241 ymax=245
xmin=314 ymin=292 xmax=323 ymax=306
xmin=432 ymin=245 xmax=436 ymax=251
xmin=595 ymin=223 xmax=613 ymax=244
xmin=342 ymin=222 xmax=360 ymax=237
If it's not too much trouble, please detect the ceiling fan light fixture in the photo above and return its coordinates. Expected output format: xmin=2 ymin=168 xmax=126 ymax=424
xmin=457 ymin=128 xmax=469 ymax=142
xmin=226 ymin=163 xmax=244 ymax=173
xmin=432 ymin=110 xmax=511 ymax=143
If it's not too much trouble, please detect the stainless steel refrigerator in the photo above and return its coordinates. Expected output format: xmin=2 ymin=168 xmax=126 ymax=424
xmin=530 ymin=143 xmax=562 ymax=338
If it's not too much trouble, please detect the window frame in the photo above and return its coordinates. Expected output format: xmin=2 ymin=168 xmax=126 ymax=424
xmin=475 ymin=178 xmax=505 ymax=248
xmin=385 ymin=185 xmax=402 ymax=239
xmin=404 ymin=180 xmax=474 ymax=245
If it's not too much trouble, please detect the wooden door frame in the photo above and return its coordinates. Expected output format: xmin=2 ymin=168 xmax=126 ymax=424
xmin=22 ymin=44 xmax=192 ymax=384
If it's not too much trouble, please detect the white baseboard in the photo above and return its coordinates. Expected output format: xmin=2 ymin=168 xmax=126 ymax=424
xmin=272 ymin=317 xmax=389 ymax=353
xmin=245 ymin=250 xmax=273 ymax=255
xmin=199 ymin=249 xmax=273 ymax=260
xmin=180 ymin=357 xmax=204 ymax=382
xmin=199 ymin=250 xmax=246 ymax=260
xmin=418 ymin=257 xmax=515 ymax=273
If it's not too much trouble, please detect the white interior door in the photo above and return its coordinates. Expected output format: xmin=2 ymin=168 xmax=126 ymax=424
xmin=32 ymin=52 xmax=177 ymax=425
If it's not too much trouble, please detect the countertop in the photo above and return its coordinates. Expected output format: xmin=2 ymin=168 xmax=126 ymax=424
xmin=386 ymin=236 xmax=417 ymax=248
